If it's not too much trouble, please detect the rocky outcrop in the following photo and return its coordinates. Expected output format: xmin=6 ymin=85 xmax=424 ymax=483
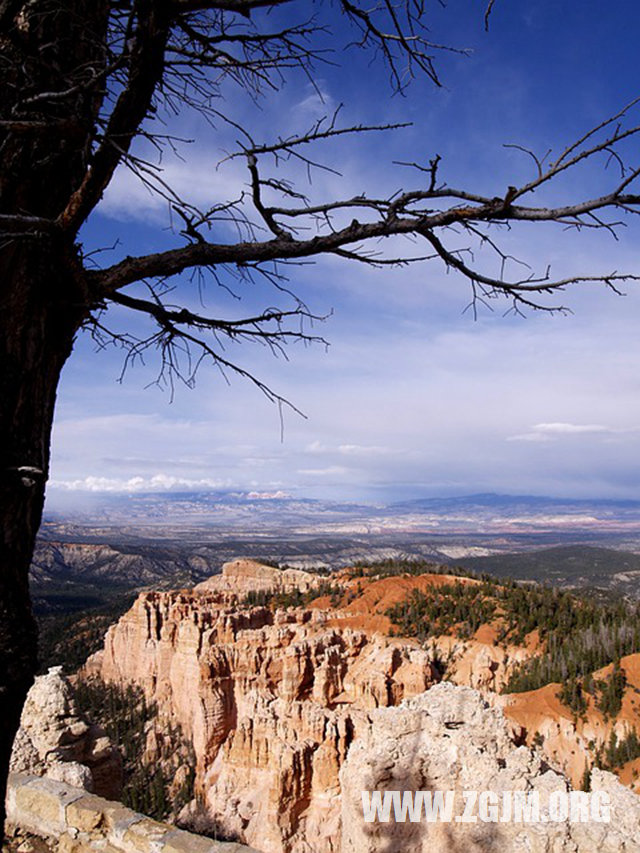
xmin=90 ymin=587 xmax=438 ymax=851
xmin=193 ymin=559 xmax=322 ymax=596
xmin=432 ymin=634 xmax=530 ymax=692
xmin=340 ymin=683 xmax=640 ymax=852
xmin=87 ymin=563 xmax=640 ymax=852
xmin=10 ymin=668 xmax=122 ymax=799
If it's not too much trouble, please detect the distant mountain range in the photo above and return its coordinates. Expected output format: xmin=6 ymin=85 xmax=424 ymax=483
xmin=457 ymin=544 xmax=640 ymax=597
xmin=36 ymin=491 xmax=640 ymax=602
xmin=43 ymin=490 xmax=640 ymax=538
xmin=33 ymin=493 xmax=640 ymax=668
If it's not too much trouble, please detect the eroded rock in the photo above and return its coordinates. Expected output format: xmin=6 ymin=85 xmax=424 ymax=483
xmin=10 ymin=667 xmax=122 ymax=799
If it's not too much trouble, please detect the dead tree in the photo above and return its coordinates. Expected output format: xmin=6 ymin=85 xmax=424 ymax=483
xmin=2 ymin=0 xmax=640 ymax=838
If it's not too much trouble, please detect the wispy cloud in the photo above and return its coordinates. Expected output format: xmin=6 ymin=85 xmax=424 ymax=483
xmin=293 ymin=82 xmax=337 ymax=122
xmin=535 ymin=422 xmax=612 ymax=435
xmin=508 ymin=422 xmax=639 ymax=442
xmin=98 ymin=151 xmax=249 ymax=225
xmin=507 ymin=432 xmax=554 ymax=443
xmin=306 ymin=440 xmax=399 ymax=457
xmin=297 ymin=466 xmax=349 ymax=477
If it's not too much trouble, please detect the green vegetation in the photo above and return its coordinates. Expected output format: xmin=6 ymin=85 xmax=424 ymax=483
xmin=240 ymin=580 xmax=343 ymax=610
xmin=36 ymin=593 xmax=136 ymax=674
xmin=387 ymin=582 xmax=496 ymax=641
xmin=372 ymin=561 xmax=640 ymax=706
xmin=349 ymin=558 xmax=477 ymax=580
xmin=504 ymin=600 xmax=640 ymax=694
xmin=74 ymin=676 xmax=195 ymax=820
xmin=374 ymin=567 xmax=637 ymax=720
xmin=557 ymin=678 xmax=588 ymax=719
xmin=594 ymin=661 xmax=628 ymax=720
xmin=593 ymin=728 xmax=640 ymax=771
xmin=384 ymin=569 xmax=635 ymax=649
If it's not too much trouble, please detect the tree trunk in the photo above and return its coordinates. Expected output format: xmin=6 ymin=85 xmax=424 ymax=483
xmin=0 ymin=2 xmax=108 ymax=838
xmin=0 ymin=239 xmax=89 ymax=841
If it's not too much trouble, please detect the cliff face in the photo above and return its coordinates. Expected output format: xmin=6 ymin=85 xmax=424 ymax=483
xmin=88 ymin=561 xmax=640 ymax=852
xmin=90 ymin=564 xmax=439 ymax=851
xmin=31 ymin=540 xmax=205 ymax=587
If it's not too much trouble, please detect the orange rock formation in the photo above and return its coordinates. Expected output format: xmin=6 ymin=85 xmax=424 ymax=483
xmin=86 ymin=559 xmax=640 ymax=851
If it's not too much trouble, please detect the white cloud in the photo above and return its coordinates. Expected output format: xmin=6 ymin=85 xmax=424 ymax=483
xmin=306 ymin=441 xmax=397 ymax=457
xmin=246 ymin=490 xmax=291 ymax=499
xmin=508 ymin=422 xmax=640 ymax=443
xmin=98 ymin=152 xmax=249 ymax=225
xmin=507 ymin=433 xmax=554 ymax=443
xmin=337 ymin=443 xmax=395 ymax=456
xmin=297 ymin=466 xmax=349 ymax=476
xmin=49 ymin=474 xmax=230 ymax=492
xmin=534 ymin=422 xmax=612 ymax=435
xmin=293 ymin=83 xmax=337 ymax=121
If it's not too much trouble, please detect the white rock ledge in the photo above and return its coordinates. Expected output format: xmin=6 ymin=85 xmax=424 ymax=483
xmin=5 ymin=772 xmax=261 ymax=853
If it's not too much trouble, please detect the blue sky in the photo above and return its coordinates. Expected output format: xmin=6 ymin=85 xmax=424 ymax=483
xmin=46 ymin=1 xmax=640 ymax=506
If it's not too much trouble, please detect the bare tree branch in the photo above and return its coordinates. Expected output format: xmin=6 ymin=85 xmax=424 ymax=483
xmin=90 ymin=103 xmax=640 ymax=306
xmin=57 ymin=1 xmax=172 ymax=230
xmin=90 ymin=285 xmax=328 ymax=413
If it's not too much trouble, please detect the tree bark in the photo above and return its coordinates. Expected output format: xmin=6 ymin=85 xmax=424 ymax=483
xmin=0 ymin=239 xmax=89 ymax=840
xmin=0 ymin=2 xmax=108 ymax=838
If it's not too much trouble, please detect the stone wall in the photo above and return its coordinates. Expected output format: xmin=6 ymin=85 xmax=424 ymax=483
xmin=5 ymin=773 xmax=259 ymax=853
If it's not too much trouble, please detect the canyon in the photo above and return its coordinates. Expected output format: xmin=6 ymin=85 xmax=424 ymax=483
xmin=76 ymin=558 xmax=640 ymax=852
